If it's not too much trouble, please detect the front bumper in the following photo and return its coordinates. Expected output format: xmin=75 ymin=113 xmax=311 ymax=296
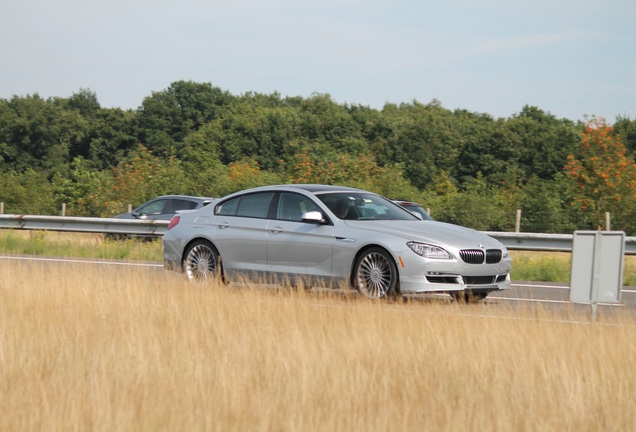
xmin=399 ymin=272 xmax=511 ymax=294
xmin=396 ymin=249 xmax=512 ymax=294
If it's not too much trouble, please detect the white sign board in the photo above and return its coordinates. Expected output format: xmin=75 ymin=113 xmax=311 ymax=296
xmin=570 ymin=231 xmax=624 ymax=304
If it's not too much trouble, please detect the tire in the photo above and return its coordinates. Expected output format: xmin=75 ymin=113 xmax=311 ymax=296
xmin=353 ymin=247 xmax=399 ymax=299
xmin=183 ymin=240 xmax=220 ymax=282
xmin=450 ymin=291 xmax=488 ymax=303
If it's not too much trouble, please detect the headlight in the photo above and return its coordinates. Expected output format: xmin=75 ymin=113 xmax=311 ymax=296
xmin=407 ymin=241 xmax=451 ymax=259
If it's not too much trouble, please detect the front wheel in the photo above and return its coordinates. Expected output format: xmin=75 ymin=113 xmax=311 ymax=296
xmin=353 ymin=247 xmax=399 ymax=299
xmin=183 ymin=240 xmax=220 ymax=282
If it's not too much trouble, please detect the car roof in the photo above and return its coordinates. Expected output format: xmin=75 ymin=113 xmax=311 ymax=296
xmin=232 ymin=184 xmax=369 ymax=195
xmin=392 ymin=200 xmax=423 ymax=206
xmin=153 ymin=195 xmax=215 ymax=201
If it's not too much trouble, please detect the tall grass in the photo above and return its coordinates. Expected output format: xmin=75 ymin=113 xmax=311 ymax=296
xmin=1 ymin=261 xmax=635 ymax=431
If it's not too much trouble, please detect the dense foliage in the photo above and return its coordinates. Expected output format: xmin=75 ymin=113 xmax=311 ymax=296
xmin=1 ymin=81 xmax=635 ymax=234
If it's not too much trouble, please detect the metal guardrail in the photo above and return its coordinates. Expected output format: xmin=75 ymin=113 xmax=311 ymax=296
xmin=484 ymin=231 xmax=636 ymax=255
xmin=0 ymin=214 xmax=634 ymax=255
xmin=0 ymin=214 xmax=169 ymax=236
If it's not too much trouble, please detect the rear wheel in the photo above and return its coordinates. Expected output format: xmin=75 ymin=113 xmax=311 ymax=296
xmin=353 ymin=247 xmax=399 ymax=299
xmin=183 ymin=240 xmax=220 ymax=281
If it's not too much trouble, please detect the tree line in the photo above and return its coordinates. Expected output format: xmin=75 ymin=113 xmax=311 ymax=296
xmin=1 ymin=80 xmax=635 ymax=234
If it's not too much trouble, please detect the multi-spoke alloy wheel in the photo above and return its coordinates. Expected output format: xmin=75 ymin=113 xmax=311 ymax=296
xmin=353 ymin=247 xmax=398 ymax=298
xmin=184 ymin=240 xmax=219 ymax=281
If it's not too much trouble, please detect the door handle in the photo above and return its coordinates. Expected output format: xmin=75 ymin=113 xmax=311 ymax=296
xmin=270 ymin=226 xmax=283 ymax=234
xmin=218 ymin=222 xmax=230 ymax=229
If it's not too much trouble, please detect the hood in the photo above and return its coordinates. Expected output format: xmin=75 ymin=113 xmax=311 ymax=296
xmin=342 ymin=220 xmax=504 ymax=249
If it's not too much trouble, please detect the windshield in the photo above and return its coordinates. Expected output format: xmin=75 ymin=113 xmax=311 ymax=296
xmin=316 ymin=192 xmax=419 ymax=221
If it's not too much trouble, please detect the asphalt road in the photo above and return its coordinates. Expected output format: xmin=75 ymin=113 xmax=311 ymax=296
xmin=490 ymin=281 xmax=636 ymax=307
xmin=2 ymin=255 xmax=634 ymax=311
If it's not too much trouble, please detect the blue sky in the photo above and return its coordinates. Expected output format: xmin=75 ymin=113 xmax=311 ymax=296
xmin=1 ymin=0 xmax=634 ymax=122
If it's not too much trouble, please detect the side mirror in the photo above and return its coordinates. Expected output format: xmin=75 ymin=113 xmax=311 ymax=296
xmin=411 ymin=211 xmax=423 ymax=220
xmin=302 ymin=211 xmax=327 ymax=224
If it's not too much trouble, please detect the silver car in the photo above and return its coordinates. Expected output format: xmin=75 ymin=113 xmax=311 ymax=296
xmin=163 ymin=185 xmax=511 ymax=301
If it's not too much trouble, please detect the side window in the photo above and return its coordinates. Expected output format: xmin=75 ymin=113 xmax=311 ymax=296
xmin=216 ymin=196 xmax=240 ymax=216
xmin=164 ymin=199 xmax=198 ymax=214
xmin=137 ymin=199 xmax=166 ymax=215
xmin=277 ymin=193 xmax=319 ymax=221
xmin=236 ymin=192 xmax=274 ymax=218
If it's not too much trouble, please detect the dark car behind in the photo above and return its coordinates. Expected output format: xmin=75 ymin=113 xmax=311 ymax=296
xmin=114 ymin=195 xmax=215 ymax=221
xmin=110 ymin=195 xmax=215 ymax=239
xmin=392 ymin=200 xmax=434 ymax=221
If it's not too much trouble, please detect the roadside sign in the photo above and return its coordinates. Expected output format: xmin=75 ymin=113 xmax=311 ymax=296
xmin=570 ymin=231 xmax=624 ymax=305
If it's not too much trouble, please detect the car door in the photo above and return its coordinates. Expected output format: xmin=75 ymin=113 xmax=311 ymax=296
xmin=212 ymin=192 xmax=274 ymax=278
xmin=266 ymin=192 xmax=335 ymax=284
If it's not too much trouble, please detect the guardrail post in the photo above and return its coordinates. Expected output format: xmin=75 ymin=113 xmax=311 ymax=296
xmin=61 ymin=203 xmax=66 ymax=217
xmin=0 ymin=202 xmax=3 ymax=214
xmin=606 ymin=212 xmax=611 ymax=231
xmin=128 ymin=204 xmax=132 ymax=213
xmin=515 ymin=209 xmax=521 ymax=233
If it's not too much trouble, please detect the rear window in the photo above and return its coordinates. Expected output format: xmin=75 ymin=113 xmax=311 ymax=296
xmin=164 ymin=199 xmax=198 ymax=213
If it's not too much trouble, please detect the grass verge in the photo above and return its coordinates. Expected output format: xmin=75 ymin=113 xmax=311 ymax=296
xmin=0 ymin=230 xmax=162 ymax=262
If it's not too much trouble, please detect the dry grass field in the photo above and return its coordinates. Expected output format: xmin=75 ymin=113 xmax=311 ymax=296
xmin=1 ymin=259 xmax=636 ymax=431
